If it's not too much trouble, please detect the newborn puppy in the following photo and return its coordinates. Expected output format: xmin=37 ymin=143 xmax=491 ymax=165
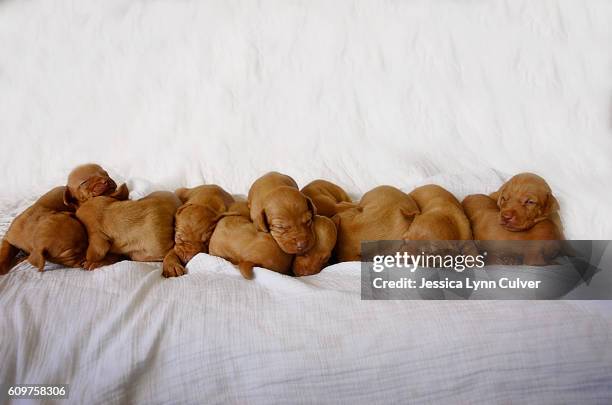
xmin=462 ymin=194 xmax=563 ymax=266
xmin=404 ymin=184 xmax=477 ymax=256
xmin=292 ymin=215 xmax=337 ymax=277
xmin=247 ymin=172 xmax=316 ymax=254
xmin=209 ymin=215 xmax=293 ymax=279
xmin=174 ymin=185 xmax=235 ymax=264
xmin=334 ymin=186 xmax=420 ymax=262
xmin=490 ymin=173 xmax=560 ymax=232
xmin=0 ymin=187 xmax=87 ymax=274
xmin=76 ymin=191 xmax=185 ymax=277
xmin=64 ymin=163 xmax=128 ymax=206
xmin=301 ymin=179 xmax=352 ymax=217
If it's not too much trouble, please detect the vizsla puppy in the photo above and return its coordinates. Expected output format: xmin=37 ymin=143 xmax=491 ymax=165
xmin=64 ymin=163 xmax=128 ymax=206
xmin=247 ymin=172 xmax=316 ymax=254
xmin=404 ymin=184 xmax=478 ymax=256
xmin=0 ymin=187 xmax=88 ymax=274
xmin=209 ymin=214 xmax=293 ymax=279
xmin=301 ymin=179 xmax=352 ymax=217
xmin=490 ymin=173 xmax=561 ymax=232
xmin=292 ymin=215 xmax=337 ymax=277
xmin=462 ymin=194 xmax=563 ymax=266
xmin=334 ymin=186 xmax=420 ymax=262
xmin=174 ymin=185 xmax=235 ymax=264
xmin=76 ymin=191 xmax=185 ymax=277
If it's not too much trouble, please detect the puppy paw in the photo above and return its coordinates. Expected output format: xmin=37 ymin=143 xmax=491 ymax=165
xmin=82 ymin=261 xmax=105 ymax=271
xmin=162 ymin=262 xmax=186 ymax=278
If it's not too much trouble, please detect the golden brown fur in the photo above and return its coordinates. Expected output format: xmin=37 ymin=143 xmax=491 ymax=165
xmin=209 ymin=215 xmax=294 ymax=279
xmin=247 ymin=172 xmax=316 ymax=254
xmin=64 ymin=163 xmax=128 ymax=207
xmin=404 ymin=184 xmax=477 ymax=256
xmin=490 ymin=173 xmax=561 ymax=232
xmin=334 ymin=186 xmax=420 ymax=262
xmin=462 ymin=194 xmax=563 ymax=265
xmin=301 ymin=180 xmax=351 ymax=218
xmin=174 ymin=185 xmax=235 ymax=264
xmin=292 ymin=215 xmax=337 ymax=276
xmin=0 ymin=187 xmax=88 ymax=274
xmin=76 ymin=191 xmax=185 ymax=277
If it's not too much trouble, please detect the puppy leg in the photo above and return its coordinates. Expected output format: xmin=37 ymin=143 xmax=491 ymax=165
xmin=238 ymin=261 xmax=255 ymax=280
xmin=27 ymin=249 xmax=47 ymax=272
xmin=0 ymin=239 xmax=20 ymax=275
xmin=84 ymin=232 xmax=111 ymax=270
xmin=162 ymin=248 xmax=186 ymax=278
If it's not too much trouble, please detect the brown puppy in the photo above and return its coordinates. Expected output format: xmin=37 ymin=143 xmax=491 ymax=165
xmin=76 ymin=191 xmax=185 ymax=277
xmin=174 ymin=185 xmax=235 ymax=264
xmin=0 ymin=187 xmax=87 ymax=274
xmin=404 ymin=184 xmax=477 ymax=256
xmin=334 ymin=186 xmax=420 ymax=262
xmin=301 ymin=180 xmax=352 ymax=217
xmin=247 ymin=172 xmax=316 ymax=254
xmin=292 ymin=215 xmax=337 ymax=277
xmin=209 ymin=214 xmax=293 ymax=279
xmin=462 ymin=194 xmax=563 ymax=265
xmin=490 ymin=173 xmax=560 ymax=232
xmin=64 ymin=163 xmax=128 ymax=206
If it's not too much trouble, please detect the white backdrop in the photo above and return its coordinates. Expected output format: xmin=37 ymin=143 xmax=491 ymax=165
xmin=0 ymin=0 xmax=611 ymax=238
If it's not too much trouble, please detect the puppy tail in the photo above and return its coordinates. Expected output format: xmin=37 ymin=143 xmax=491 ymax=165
xmin=0 ymin=239 xmax=19 ymax=275
xmin=237 ymin=261 xmax=255 ymax=280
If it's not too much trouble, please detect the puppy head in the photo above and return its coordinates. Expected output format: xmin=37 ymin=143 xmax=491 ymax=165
xmin=254 ymin=187 xmax=316 ymax=254
xmin=65 ymin=163 xmax=126 ymax=206
xmin=174 ymin=204 xmax=221 ymax=263
xmin=496 ymin=173 xmax=559 ymax=231
xmin=292 ymin=216 xmax=337 ymax=276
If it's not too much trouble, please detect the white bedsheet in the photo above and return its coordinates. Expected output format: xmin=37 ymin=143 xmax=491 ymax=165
xmin=1 ymin=256 xmax=611 ymax=405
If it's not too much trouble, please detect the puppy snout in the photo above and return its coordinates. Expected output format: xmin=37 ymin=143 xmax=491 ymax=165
xmin=500 ymin=210 xmax=515 ymax=223
xmin=295 ymin=239 xmax=309 ymax=253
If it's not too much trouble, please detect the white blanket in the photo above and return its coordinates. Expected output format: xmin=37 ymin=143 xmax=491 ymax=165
xmin=1 ymin=256 xmax=611 ymax=405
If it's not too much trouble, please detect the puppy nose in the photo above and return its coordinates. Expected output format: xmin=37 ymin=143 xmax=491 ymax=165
xmin=296 ymin=240 xmax=308 ymax=251
xmin=501 ymin=210 xmax=515 ymax=221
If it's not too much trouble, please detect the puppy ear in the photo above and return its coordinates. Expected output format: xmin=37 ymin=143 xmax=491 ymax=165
xmin=63 ymin=187 xmax=78 ymax=210
xmin=491 ymin=185 xmax=505 ymax=207
xmin=542 ymin=194 xmax=559 ymax=216
xmin=253 ymin=208 xmax=269 ymax=233
xmin=306 ymin=196 xmax=317 ymax=216
xmin=400 ymin=205 xmax=420 ymax=219
xmin=175 ymin=187 xmax=190 ymax=203
xmin=110 ymin=183 xmax=129 ymax=200
xmin=331 ymin=214 xmax=341 ymax=230
xmin=27 ymin=249 xmax=46 ymax=272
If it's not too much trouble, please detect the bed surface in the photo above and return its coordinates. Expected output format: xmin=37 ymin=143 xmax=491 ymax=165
xmin=1 ymin=255 xmax=611 ymax=404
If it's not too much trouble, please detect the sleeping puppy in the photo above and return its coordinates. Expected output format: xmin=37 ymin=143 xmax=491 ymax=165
xmin=174 ymin=185 xmax=235 ymax=264
xmin=301 ymin=179 xmax=352 ymax=217
xmin=292 ymin=215 xmax=337 ymax=277
xmin=0 ymin=187 xmax=88 ymax=274
xmin=76 ymin=191 xmax=185 ymax=277
xmin=64 ymin=163 xmax=128 ymax=206
xmin=334 ymin=186 xmax=420 ymax=262
xmin=490 ymin=173 xmax=561 ymax=232
xmin=247 ymin=172 xmax=316 ymax=254
xmin=404 ymin=184 xmax=478 ymax=256
xmin=462 ymin=194 xmax=563 ymax=266
xmin=209 ymin=211 xmax=293 ymax=279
